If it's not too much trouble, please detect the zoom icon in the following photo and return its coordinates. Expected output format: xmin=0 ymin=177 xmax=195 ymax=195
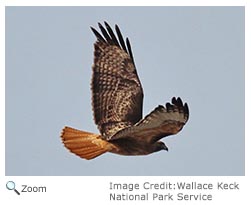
xmin=6 ymin=181 xmax=20 ymax=195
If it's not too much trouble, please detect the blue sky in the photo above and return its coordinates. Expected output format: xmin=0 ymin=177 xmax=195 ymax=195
xmin=5 ymin=6 xmax=244 ymax=175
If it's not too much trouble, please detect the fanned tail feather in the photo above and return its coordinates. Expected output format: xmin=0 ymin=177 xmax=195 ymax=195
xmin=61 ymin=126 xmax=112 ymax=160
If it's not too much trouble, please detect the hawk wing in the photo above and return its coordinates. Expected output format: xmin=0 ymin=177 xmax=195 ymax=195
xmin=108 ymin=97 xmax=189 ymax=143
xmin=91 ymin=22 xmax=143 ymax=138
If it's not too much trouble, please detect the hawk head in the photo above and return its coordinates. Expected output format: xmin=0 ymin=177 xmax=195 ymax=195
xmin=154 ymin=141 xmax=168 ymax=152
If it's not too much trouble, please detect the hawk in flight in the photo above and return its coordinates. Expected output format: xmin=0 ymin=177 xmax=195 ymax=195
xmin=61 ymin=22 xmax=189 ymax=160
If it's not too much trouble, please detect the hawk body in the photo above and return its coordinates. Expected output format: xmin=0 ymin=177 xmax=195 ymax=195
xmin=61 ymin=22 xmax=189 ymax=160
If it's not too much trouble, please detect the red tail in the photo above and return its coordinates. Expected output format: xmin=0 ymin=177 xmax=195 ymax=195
xmin=61 ymin=126 xmax=111 ymax=160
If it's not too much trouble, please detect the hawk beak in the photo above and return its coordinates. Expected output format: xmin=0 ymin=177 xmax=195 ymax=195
xmin=163 ymin=145 xmax=168 ymax=152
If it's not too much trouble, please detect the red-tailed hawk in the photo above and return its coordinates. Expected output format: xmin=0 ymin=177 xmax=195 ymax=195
xmin=61 ymin=22 xmax=189 ymax=160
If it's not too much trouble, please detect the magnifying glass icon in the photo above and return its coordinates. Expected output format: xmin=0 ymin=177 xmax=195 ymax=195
xmin=6 ymin=181 xmax=20 ymax=195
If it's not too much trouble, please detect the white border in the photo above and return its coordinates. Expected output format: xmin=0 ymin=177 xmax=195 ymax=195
xmin=1 ymin=0 xmax=248 ymax=6
xmin=0 ymin=2 xmax=5 ymax=179
xmin=1 ymin=0 xmax=250 ymax=204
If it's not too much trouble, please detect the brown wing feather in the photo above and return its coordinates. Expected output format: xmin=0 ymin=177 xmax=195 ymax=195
xmin=91 ymin=22 xmax=143 ymax=138
xmin=108 ymin=97 xmax=189 ymax=143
